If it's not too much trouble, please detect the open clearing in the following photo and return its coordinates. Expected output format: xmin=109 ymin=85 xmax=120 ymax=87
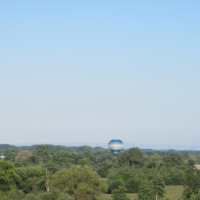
xmin=98 ymin=185 xmax=184 ymax=200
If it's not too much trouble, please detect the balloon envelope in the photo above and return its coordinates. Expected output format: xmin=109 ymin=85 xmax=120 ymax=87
xmin=108 ymin=139 xmax=124 ymax=156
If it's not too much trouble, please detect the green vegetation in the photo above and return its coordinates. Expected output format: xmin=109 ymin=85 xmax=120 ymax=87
xmin=111 ymin=186 xmax=129 ymax=200
xmin=98 ymin=186 xmax=184 ymax=200
xmin=1 ymin=144 xmax=200 ymax=199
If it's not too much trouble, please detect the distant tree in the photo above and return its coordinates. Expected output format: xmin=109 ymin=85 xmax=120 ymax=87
xmin=129 ymin=148 xmax=143 ymax=166
xmin=48 ymin=145 xmax=68 ymax=153
xmin=4 ymin=152 xmax=18 ymax=162
xmin=97 ymin=161 xmax=113 ymax=178
xmin=15 ymin=150 xmax=32 ymax=163
xmin=77 ymin=146 xmax=93 ymax=154
xmin=14 ymin=162 xmax=22 ymax=168
xmin=0 ymin=145 xmax=19 ymax=150
xmin=147 ymin=161 xmax=156 ymax=169
xmin=52 ymin=151 xmax=70 ymax=165
xmin=35 ymin=145 xmax=50 ymax=164
xmin=188 ymin=157 xmax=197 ymax=167
xmin=35 ymin=145 xmax=49 ymax=155
xmin=162 ymin=152 xmax=184 ymax=167
xmin=151 ymin=154 xmax=161 ymax=162
xmin=78 ymin=158 xmax=90 ymax=166
xmin=118 ymin=151 xmax=130 ymax=166
xmin=118 ymin=148 xmax=143 ymax=166
xmin=111 ymin=186 xmax=129 ymax=200
xmin=197 ymin=155 xmax=200 ymax=164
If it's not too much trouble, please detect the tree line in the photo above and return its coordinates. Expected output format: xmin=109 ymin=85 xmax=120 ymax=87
xmin=1 ymin=144 xmax=200 ymax=199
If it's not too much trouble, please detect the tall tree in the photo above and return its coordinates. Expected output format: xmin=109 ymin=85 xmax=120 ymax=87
xmin=153 ymin=177 xmax=165 ymax=200
xmin=128 ymin=148 xmax=143 ymax=166
xmin=35 ymin=145 xmax=50 ymax=164
xmin=118 ymin=148 xmax=143 ymax=166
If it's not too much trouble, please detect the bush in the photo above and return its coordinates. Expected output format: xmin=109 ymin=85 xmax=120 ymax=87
xmin=14 ymin=162 xmax=22 ymax=168
xmin=37 ymin=190 xmax=59 ymax=200
xmin=111 ymin=186 xmax=129 ymax=200
xmin=125 ymin=178 xmax=141 ymax=193
xmin=57 ymin=194 xmax=74 ymax=200
xmin=0 ymin=190 xmax=25 ymax=200
xmin=50 ymin=165 xmax=105 ymax=200
xmin=109 ymin=180 xmax=124 ymax=193
xmin=147 ymin=161 xmax=156 ymax=169
xmin=23 ymin=193 xmax=39 ymax=200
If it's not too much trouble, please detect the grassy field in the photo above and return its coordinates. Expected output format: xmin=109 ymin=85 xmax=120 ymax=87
xmin=98 ymin=185 xmax=184 ymax=200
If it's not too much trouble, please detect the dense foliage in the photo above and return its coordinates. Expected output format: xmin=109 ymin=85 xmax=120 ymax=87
xmin=0 ymin=144 xmax=200 ymax=199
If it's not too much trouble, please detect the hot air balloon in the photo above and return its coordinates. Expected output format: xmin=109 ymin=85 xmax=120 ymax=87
xmin=108 ymin=139 xmax=124 ymax=157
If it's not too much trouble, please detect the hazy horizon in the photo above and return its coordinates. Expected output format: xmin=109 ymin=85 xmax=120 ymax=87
xmin=1 ymin=1 xmax=199 ymax=147
xmin=3 ymin=141 xmax=200 ymax=151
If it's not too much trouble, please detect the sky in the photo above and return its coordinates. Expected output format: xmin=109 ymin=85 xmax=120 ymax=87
xmin=0 ymin=1 xmax=200 ymax=148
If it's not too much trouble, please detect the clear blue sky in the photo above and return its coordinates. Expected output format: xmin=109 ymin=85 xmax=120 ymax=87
xmin=0 ymin=1 xmax=199 ymax=147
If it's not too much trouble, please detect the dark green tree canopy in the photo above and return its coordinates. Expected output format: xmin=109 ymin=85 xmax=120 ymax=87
xmin=163 ymin=152 xmax=184 ymax=167
xmin=111 ymin=186 xmax=129 ymax=200
xmin=118 ymin=148 xmax=143 ymax=166
xmin=0 ymin=161 xmax=21 ymax=192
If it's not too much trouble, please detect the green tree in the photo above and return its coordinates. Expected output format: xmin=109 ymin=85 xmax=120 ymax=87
xmin=57 ymin=193 xmax=74 ymax=200
xmin=15 ymin=166 xmax=46 ymax=193
xmin=35 ymin=145 xmax=50 ymax=164
xmin=0 ymin=189 xmax=25 ymax=200
xmin=15 ymin=150 xmax=32 ymax=163
xmin=147 ymin=161 xmax=156 ymax=169
xmin=118 ymin=148 xmax=143 ymax=166
xmin=111 ymin=186 xmax=129 ymax=200
xmin=74 ymin=183 xmax=96 ymax=200
xmin=97 ymin=161 xmax=113 ymax=178
xmin=197 ymin=155 xmax=200 ymax=164
xmin=137 ymin=180 xmax=155 ymax=200
xmin=188 ymin=157 xmax=197 ymax=167
xmin=129 ymin=148 xmax=143 ymax=166
xmin=52 ymin=151 xmax=70 ymax=166
xmin=183 ymin=168 xmax=200 ymax=199
xmin=23 ymin=193 xmax=38 ymax=200
xmin=4 ymin=152 xmax=18 ymax=162
xmin=118 ymin=151 xmax=130 ymax=166
xmin=125 ymin=178 xmax=142 ymax=193
xmin=162 ymin=152 xmax=184 ymax=167
xmin=153 ymin=177 xmax=165 ymax=200
xmin=190 ymin=191 xmax=200 ymax=200
xmin=0 ymin=161 xmax=21 ymax=192
xmin=49 ymin=165 xmax=106 ymax=200
xmin=78 ymin=158 xmax=90 ymax=166
xmin=77 ymin=146 xmax=93 ymax=154
xmin=37 ymin=189 xmax=59 ymax=200
xmin=109 ymin=180 xmax=124 ymax=193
